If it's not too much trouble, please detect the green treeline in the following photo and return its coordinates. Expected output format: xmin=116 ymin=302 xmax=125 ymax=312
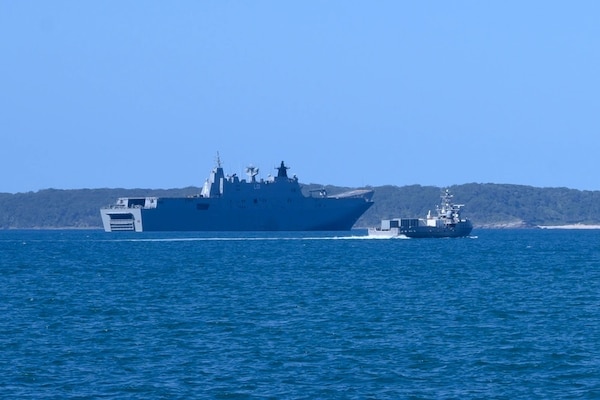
xmin=1 ymin=183 xmax=599 ymax=229
xmin=352 ymin=183 xmax=600 ymax=228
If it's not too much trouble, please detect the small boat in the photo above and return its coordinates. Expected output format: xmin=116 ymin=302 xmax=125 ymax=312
xmin=368 ymin=189 xmax=473 ymax=238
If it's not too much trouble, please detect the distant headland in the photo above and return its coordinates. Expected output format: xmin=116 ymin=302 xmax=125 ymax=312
xmin=1 ymin=183 xmax=600 ymax=229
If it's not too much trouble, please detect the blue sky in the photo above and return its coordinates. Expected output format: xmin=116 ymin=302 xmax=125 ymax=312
xmin=2 ymin=1 xmax=599 ymax=193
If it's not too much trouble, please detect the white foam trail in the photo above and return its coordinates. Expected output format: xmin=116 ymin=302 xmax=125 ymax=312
xmin=107 ymin=235 xmax=409 ymax=243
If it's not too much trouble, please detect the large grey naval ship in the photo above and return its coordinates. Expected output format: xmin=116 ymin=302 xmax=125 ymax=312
xmin=101 ymin=156 xmax=374 ymax=232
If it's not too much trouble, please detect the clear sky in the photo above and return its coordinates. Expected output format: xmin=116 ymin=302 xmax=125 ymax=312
xmin=2 ymin=1 xmax=599 ymax=193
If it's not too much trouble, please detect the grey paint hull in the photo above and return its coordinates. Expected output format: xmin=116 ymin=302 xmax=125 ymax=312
xmin=367 ymin=221 xmax=472 ymax=238
xmin=103 ymin=196 xmax=373 ymax=232
xmin=399 ymin=221 xmax=473 ymax=238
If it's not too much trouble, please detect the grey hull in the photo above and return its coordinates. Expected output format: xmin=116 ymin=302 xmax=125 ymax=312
xmin=400 ymin=221 xmax=473 ymax=238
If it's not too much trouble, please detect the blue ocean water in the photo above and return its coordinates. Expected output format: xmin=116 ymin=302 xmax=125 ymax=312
xmin=1 ymin=229 xmax=599 ymax=399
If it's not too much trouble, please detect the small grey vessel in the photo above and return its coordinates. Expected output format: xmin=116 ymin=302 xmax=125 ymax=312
xmin=101 ymin=156 xmax=374 ymax=232
xmin=368 ymin=189 xmax=473 ymax=238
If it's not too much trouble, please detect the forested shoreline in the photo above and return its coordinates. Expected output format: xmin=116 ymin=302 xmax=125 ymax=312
xmin=1 ymin=183 xmax=599 ymax=229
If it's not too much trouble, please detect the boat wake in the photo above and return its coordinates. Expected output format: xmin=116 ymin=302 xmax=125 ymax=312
xmin=107 ymin=234 xmax=413 ymax=243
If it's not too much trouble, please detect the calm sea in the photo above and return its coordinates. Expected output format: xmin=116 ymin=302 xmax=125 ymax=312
xmin=1 ymin=229 xmax=599 ymax=399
